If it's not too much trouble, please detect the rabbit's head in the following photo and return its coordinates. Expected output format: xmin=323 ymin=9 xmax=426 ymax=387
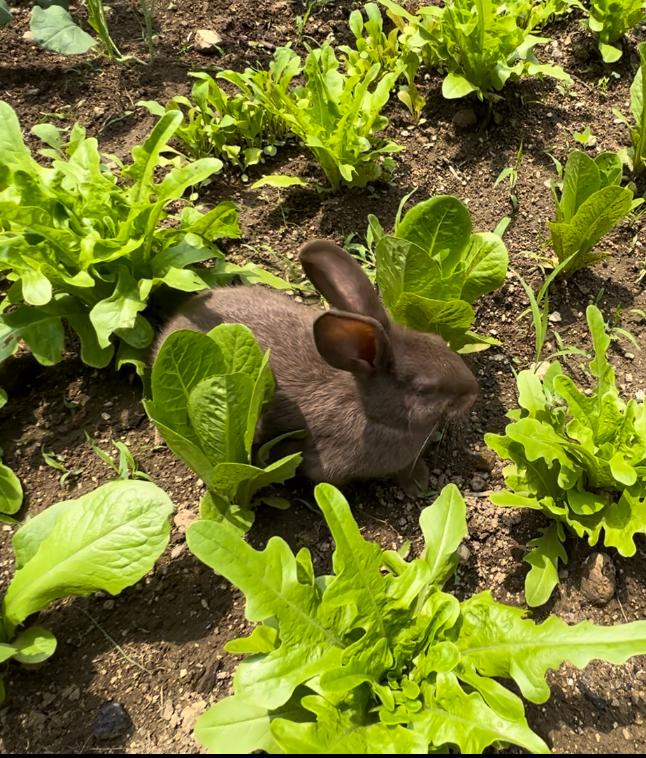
xmin=300 ymin=241 xmax=479 ymax=437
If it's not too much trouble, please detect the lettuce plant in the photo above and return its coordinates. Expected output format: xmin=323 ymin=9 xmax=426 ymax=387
xmin=186 ymin=482 xmax=646 ymax=754
xmin=487 ymin=305 xmax=646 ymax=607
xmin=614 ymin=42 xmax=646 ymax=175
xmin=223 ymin=43 xmax=402 ymax=189
xmin=547 ymin=150 xmax=640 ymax=275
xmin=341 ymin=3 xmax=404 ymax=79
xmin=374 ymin=195 xmax=508 ymax=352
xmin=381 ymin=0 xmax=571 ymax=101
xmin=583 ymin=0 xmax=646 ymax=63
xmin=0 ymin=479 xmax=173 ymax=703
xmin=140 ymin=71 xmax=289 ymax=171
xmin=0 ymin=102 xmax=243 ymax=375
xmin=340 ymin=3 xmax=426 ymax=122
xmin=144 ymin=324 xmax=302 ymax=535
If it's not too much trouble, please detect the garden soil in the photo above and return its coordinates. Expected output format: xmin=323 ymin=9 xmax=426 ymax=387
xmin=1 ymin=0 xmax=646 ymax=753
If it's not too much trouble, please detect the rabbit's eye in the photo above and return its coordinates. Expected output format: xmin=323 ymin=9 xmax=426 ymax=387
xmin=417 ymin=380 xmax=442 ymax=396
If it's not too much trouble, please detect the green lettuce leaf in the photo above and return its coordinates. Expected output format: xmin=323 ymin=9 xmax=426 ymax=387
xmin=3 ymin=480 xmax=173 ymax=632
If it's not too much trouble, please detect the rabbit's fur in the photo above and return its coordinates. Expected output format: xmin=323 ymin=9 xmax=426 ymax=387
xmin=154 ymin=241 xmax=479 ymax=493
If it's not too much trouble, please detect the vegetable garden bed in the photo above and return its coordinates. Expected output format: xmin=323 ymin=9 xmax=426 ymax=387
xmin=1 ymin=0 xmax=646 ymax=753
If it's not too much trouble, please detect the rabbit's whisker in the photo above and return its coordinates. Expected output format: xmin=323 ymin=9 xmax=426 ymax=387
xmin=408 ymin=421 xmax=440 ymax=480
xmin=431 ymin=418 xmax=451 ymax=470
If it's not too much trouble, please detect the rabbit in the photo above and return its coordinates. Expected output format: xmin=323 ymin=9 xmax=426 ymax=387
xmin=153 ymin=240 xmax=479 ymax=495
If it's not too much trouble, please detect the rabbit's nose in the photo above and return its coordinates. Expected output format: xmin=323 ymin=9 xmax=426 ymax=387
xmin=447 ymin=366 xmax=479 ymax=417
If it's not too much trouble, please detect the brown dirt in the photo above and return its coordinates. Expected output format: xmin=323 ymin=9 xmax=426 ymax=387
xmin=1 ymin=0 xmax=646 ymax=753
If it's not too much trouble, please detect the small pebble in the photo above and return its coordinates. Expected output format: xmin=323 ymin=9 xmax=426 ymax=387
xmin=161 ymin=700 xmax=174 ymax=721
xmin=581 ymin=552 xmax=616 ymax=605
xmin=625 ymin=352 xmax=635 ymax=361
xmin=93 ymin=701 xmax=132 ymax=741
xmin=548 ymin=311 xmax=562 ymax=323
xmin=452 ymin=108 xmax=477 ymax=129
xmin=194 ymin=29 xmax=223 ymax=54
xmin=469 ymin=475 xmax=486 ymax=492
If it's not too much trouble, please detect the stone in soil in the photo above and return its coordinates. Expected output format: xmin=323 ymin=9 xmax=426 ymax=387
xmin=93 ymin=701 xmax=132 ymax=741
xmin=581 ymin=552 xmax=616 ymax=605
xmin=452 ymin=108 xmax=477 ymax=129
xmin=174 ymin=508 xmax=198 ymax=533
xmin=180 ymin=700 xmax=207 ymax=733
xmin=195 ymin=29 xmax=223 ymax=53
xmin=469 ymin=474 xmax=487 ymax=492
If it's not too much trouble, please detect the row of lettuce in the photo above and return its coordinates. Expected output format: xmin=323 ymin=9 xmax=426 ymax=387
xmin=138 ymin=3 xmax=646 ymax=187
xmin=3 ymin=1 xmax=646 ymax=187
xmin=0 ymin=34 xmax=643 ymax=404
xmin=5 ymin=414 xmax=646 ymax=753
xmin=1 ymin=0 xmax=645 ymax=78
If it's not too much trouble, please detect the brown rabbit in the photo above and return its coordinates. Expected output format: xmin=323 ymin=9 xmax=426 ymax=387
xmin=154 ymin=241 xmax=479 ymax=494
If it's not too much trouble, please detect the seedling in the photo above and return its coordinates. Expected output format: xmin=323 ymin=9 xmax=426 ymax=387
xmin=494 ymin=141 xmax=523 ymax=209
xmin=41 ymin=447 xmax=82 ymax=486
xmin=513 ymin=254 xmax=575 ymax=366
xmin=548 ymin=331 xmax=591 ymax=361
xmin=293 ymin=0 xmax=331 ymax=43
xmin=139 ymin=0 xmax=155 ymax=62
xmin=84 ymin=433 xmax=152 ymax=482
xmin=605 ymin=305 xmax=640 ymax=349
xmin=344 ymin=232 xmax=377 ymax=282
xmin=573 ymin=125 xmax=597 ymax=147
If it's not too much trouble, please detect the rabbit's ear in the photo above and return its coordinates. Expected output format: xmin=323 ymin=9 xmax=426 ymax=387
xmin=300 ymin=240 xmax=390 ymax=331
xmin=313 ymin=311 xmax=391 ymax=375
